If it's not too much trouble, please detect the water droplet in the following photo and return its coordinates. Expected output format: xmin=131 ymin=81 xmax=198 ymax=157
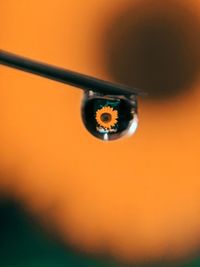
xmin=81 ymin=91 xmax=138 ymax=141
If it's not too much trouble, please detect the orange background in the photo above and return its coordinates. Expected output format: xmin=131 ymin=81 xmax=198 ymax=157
xmin=1 ymin=0 xmax=200 ymax=263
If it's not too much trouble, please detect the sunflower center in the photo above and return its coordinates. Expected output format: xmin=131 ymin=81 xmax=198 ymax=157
xmin=100 ymin=113 xmax=112 ymax=123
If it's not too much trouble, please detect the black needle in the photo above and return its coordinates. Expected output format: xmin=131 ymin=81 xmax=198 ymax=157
xmin=0 ymin=50 xmax=145 ymax=96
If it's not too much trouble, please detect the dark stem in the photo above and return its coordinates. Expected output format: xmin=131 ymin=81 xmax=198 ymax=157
xmin=0 ymin=50 xmax=145 ymax=96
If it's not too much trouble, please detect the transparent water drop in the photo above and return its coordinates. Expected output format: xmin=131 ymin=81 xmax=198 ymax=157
xmin=81 ymin=91 xmax=138 ymax=141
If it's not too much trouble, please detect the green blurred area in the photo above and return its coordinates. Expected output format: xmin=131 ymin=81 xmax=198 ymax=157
xmin=0 ymin=199 xmax=200 ymax=267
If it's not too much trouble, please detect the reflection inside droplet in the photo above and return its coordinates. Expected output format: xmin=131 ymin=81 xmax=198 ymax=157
xmin=81 ymin=91 xmax=138 ymax=141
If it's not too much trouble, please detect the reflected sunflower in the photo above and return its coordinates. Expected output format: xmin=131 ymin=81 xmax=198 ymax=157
xmin=95 ymin=106 xmax=118 ymax=129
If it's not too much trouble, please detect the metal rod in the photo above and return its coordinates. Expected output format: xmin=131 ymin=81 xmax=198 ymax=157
xmin=0 ymin=50 xmax=144 ymax=96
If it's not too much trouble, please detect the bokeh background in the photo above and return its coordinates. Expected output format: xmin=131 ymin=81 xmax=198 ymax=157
xmin=0 ymin=0 xmax=200 ymax=266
